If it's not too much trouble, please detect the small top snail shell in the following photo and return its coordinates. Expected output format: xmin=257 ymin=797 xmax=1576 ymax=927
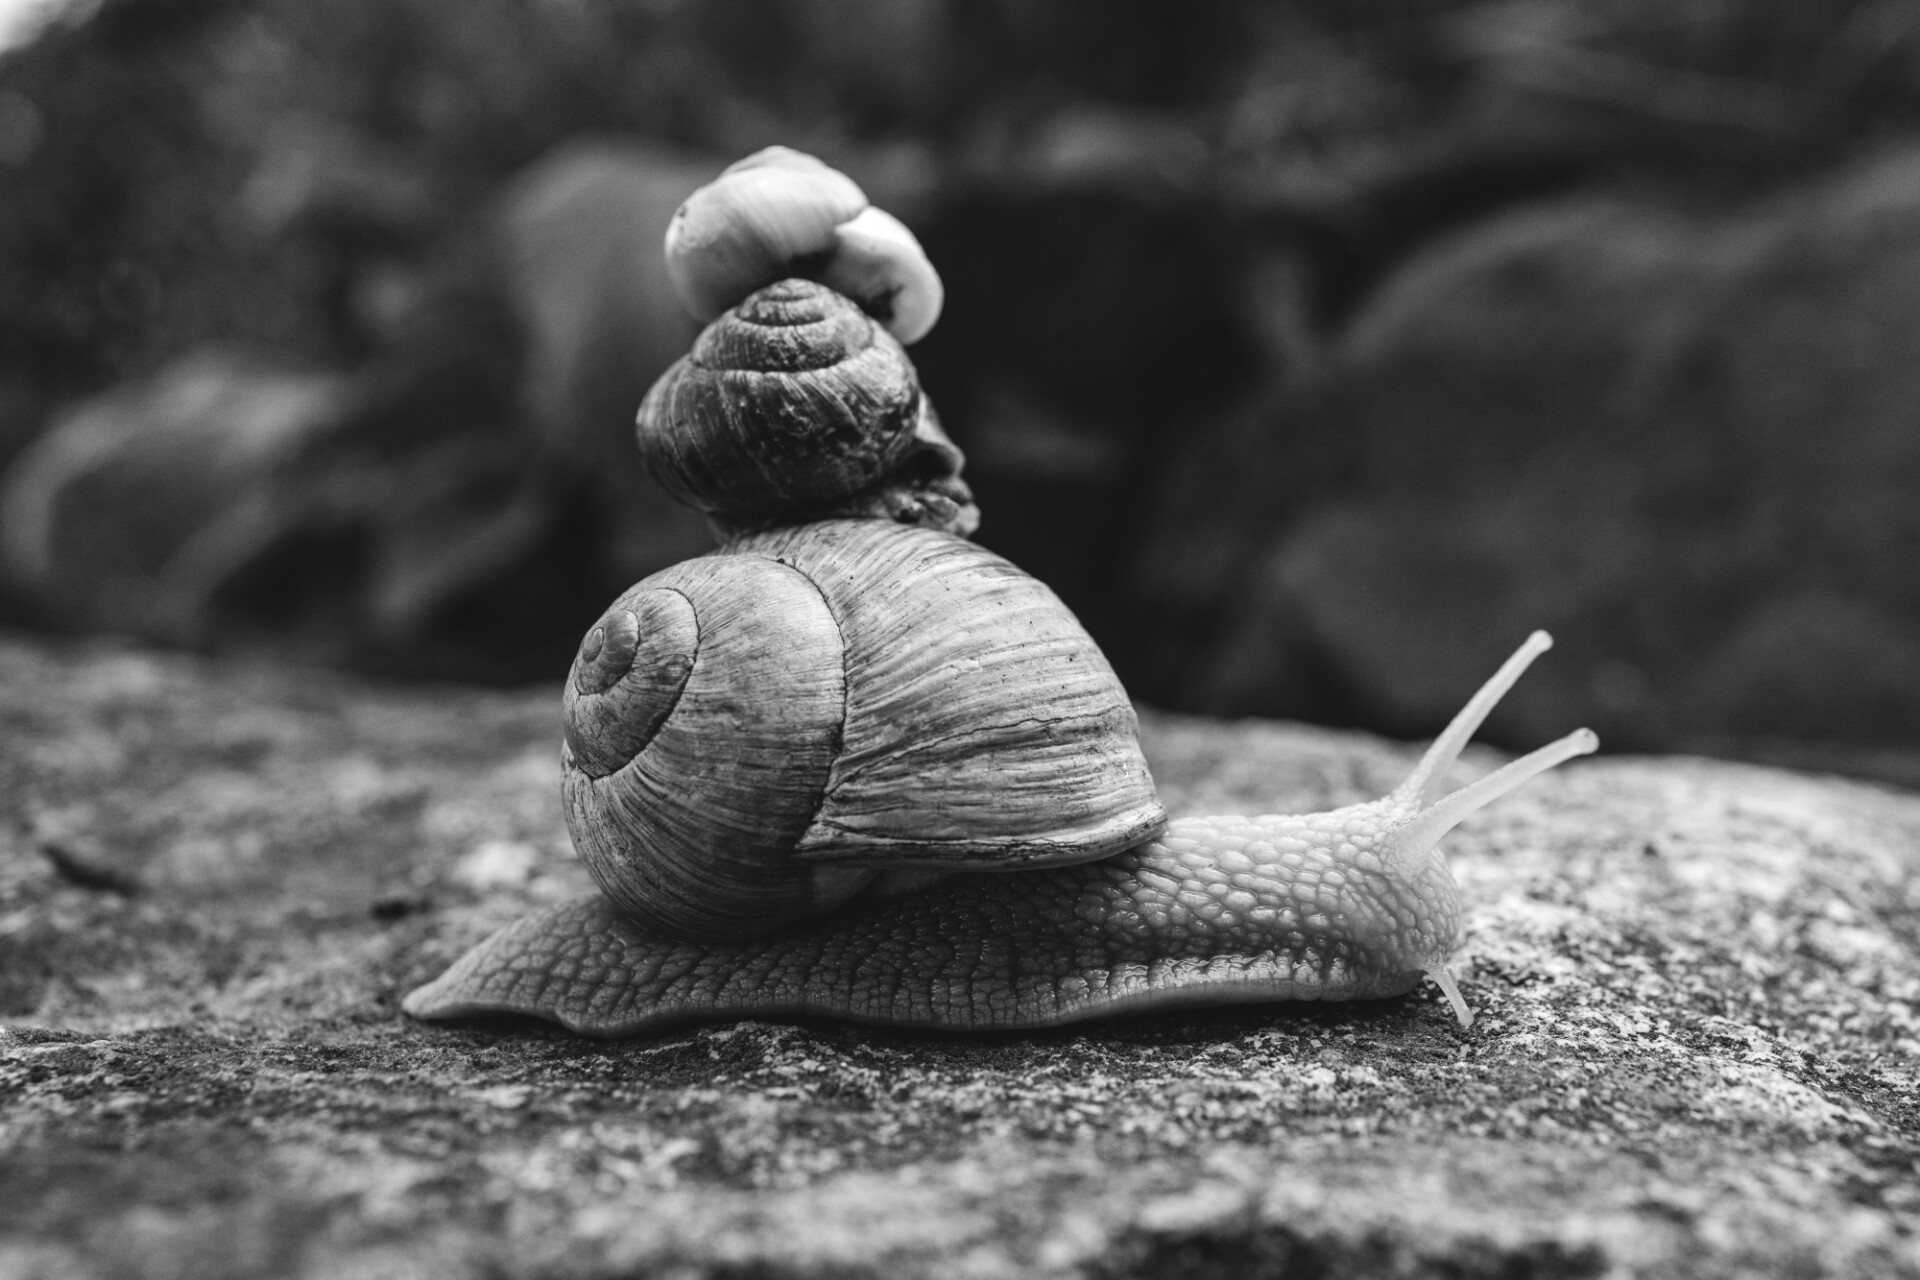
xmin=400 ymin=149 xmax=1599 ymax=1036
xmin=663 ymin=145 xmax=944 ymax=344
xmin=636 ymin=279 xmax=978 ymax=537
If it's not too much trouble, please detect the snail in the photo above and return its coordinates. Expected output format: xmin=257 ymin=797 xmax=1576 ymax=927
xmin=400 ymin=152 xmax=1599 ymax=1036
xmin=405 ymin=621 xmax=1592 ymax=1033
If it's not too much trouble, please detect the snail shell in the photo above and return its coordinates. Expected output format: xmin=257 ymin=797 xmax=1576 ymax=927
xmin=664 ymin=146 xmax=943 ymax=343
xmin=637 ymin=279 xmax=978 ymax=537
xmin=561 ymin=517 xmax=1167 ymax=942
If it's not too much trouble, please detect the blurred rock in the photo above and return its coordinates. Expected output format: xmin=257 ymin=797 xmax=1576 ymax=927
xmin=493 ymin=139 xmax=716 ymax=581
xmin=978 ymin=103 xmax=1212 ymax=195
xmin=0 ymin=352 xmax=354 ymax=644
xmin=0 ymin=349 xmax=584 ymax=675
xmin=241 ymin=118 xmax=441 ymax=244
xmin=912 ymin=184 xmax=1265 ymax=628
xmin=1177 ymin=146 xmax=1920 ymax=757
xmin=1109 ymin=237 xmax=1345 ymax=709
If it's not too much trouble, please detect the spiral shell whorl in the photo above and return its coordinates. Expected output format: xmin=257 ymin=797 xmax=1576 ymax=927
xmin=637 ymin=280 xmax=921 ymax=523
xmin=561 ymin=557 xmax=874 ymax=940
xmin=690 ymin=279 xmax=877 ymax=373
xmin=563 ymin=591 xmax=696 ymax=778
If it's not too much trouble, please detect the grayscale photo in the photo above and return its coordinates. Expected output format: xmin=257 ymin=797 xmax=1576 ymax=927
xmin=1 ymin=2 xmax=1916 ymax=1276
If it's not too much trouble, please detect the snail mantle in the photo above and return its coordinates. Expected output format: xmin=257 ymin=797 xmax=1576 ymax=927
xmin=401 ymin=148 xmax=1598 ymax=1037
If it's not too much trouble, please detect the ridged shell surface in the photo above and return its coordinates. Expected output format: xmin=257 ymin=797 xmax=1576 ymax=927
xmin=636 ymin=280 xmax=920 ymax=521
xmin=559 ymin=519 xmax=1167 ymax=941
xmin=560 ymin=555 xmax=870 ymax=940
xmin=728 ymin=520 xmax=1166 ymax=867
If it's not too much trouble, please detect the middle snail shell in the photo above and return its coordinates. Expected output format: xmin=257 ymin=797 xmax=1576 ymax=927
xmin=638 ymin=279 xmax=970 ymax=530
xmin=561 ymin=517 xmax=1168 ymax=942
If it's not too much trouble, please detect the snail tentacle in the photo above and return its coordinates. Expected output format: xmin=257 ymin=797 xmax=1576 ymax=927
xmin=1392 ymin=629 xmax=1554 ymax=808
xmin=1427 ymin=966 xmax=1474 ymax=1028
xmin=1390 ymin=727 xmax=1599 ymax=878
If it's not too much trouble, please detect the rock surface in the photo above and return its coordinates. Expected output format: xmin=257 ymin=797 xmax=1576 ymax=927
xmin=0 ymin=632 xmax=1916 ymax=1279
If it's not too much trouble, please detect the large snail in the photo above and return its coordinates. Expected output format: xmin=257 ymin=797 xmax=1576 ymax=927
xmin=402 ymin=150 xmax=1597 ymax=1036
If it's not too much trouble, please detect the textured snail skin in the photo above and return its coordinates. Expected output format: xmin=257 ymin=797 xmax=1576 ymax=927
xmin=404 ymin=633 xmax=1597 ymax=1034
xmin=404 ymin=814 xmax=1459 ymax=1034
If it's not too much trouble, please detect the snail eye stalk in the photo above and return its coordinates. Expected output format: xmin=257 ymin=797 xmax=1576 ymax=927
xmin=1390 ymin=728 xmax=1600 ymax=879
xmin=1393 ymin=630 xmax=1555 ymax=809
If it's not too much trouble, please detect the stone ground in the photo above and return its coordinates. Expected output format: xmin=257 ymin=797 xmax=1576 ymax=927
xmin=1 ymin=632 xmax=1916 ymax=1279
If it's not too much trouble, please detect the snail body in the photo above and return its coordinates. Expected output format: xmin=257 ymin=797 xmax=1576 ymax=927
xmin=401 ymin=150 xmax=1599 ymax=1036
xmin=407 ymin=631 xmax=1595 ymax=1033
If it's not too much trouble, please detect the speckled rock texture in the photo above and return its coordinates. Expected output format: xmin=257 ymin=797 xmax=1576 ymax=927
xmin=1 ymin=632 xmax=1915 ymax=1279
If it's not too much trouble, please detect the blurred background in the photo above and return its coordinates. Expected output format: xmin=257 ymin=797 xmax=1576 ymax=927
xmin=4 ymin=0 xmax=1920 ymax=777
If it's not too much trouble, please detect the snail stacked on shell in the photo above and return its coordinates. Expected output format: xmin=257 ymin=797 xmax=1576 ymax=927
xmin=404 ymin=147 xmax=1598 ymax=1036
